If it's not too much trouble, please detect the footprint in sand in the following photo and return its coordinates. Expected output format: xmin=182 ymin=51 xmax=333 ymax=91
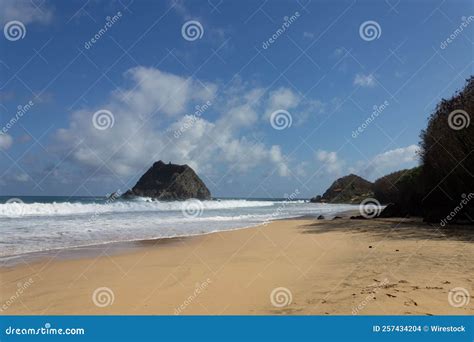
xmin=404 ymin=299 xmax=418 ymax=306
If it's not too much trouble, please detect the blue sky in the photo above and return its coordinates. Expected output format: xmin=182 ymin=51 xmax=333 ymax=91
xmin=0 ymin=0 xmax=472 ymax=198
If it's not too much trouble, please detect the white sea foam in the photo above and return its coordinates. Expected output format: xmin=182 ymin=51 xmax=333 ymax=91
xmin=0 ymin=199 xmax=357 ymax=258
xmin=0 ymin=199 xmax=275 ymax=218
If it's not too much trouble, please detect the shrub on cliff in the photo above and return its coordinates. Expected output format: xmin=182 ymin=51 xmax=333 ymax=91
xmin=374 ymin=167 xmax=423 ymax=217
xmin=419 ymin=77 xmax=474 ymax=222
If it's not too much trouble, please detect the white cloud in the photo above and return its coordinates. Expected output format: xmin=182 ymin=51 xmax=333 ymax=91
xmin=353 ymin=144 xmax=420 ymax=180
xmin=353 ymin=73 xmax=376 ymax=87
xmin=308 ymin=145 xmax=420 ymax=183
xmin=0 ymin=0 xmax=53 ymax=25
xmin=265 ymin=87 xmax=324 ymax=125
xmin=55 ymin=67 xmax=292 ymax=181
xmin=0 ymin=134 xmax=13 ymax=150
xmin=13 ymin=173 xmax=29 ymax=182
xmin=118 ymin=67 xmax=217 ymax=118
xmin=266 ymin=87 xmax=301 ymax=114
xmin=370 ymin=144 xmax=420 ymax=170
xmin=316 ymin=149 xmax=344 ymax=175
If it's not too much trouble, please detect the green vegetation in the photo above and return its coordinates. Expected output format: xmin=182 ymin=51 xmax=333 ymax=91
xmin=316 ymin=77 xmax=473 ymax=225
xmin=419 ymin=76 xmax=474 ymax=223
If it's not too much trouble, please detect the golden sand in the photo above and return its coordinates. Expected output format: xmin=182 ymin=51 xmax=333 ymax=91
xmin=1 ymin=218 xmax=473 ymax=315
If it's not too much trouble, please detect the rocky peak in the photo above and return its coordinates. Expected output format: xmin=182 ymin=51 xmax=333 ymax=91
xmin=123 ymin=161 xmax=211 ymax=200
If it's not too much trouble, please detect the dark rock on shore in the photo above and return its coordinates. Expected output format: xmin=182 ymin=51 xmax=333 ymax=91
xmin=123 ymin=161 xmax=211 ymax=200
xmin=378 ymin=203 xmax=407 ymax=218
xmin=310 ymin=195 xmax=323 ymax=203
xmin=350 ymin=215 xmax=367 ymax=220
xmin=312 ymin=174 xmax=374 ymax=204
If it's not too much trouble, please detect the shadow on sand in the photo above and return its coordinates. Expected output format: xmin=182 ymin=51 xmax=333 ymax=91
xmin=299 ymin=218 xmax=474 ymax=242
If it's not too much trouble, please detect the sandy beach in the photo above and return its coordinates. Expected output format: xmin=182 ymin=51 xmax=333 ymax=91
xmin=1 ymin=218 xmax=473 ymax=315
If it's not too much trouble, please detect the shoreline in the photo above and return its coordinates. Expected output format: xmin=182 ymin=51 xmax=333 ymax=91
xmin=0 ymin=210 xmax=360 ymax=267
xmin=0 ymin=217 xmax=294 ymax=267
xmin=1 ymin=217 xmax=472 ymax=315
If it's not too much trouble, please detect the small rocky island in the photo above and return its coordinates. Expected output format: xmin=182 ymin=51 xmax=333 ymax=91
xmin=123 ymin=161 xmax=211 ymax=200
xmin=310 ymin=174 xmax=374 ymax=204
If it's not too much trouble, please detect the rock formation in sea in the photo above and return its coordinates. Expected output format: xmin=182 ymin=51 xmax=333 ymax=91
xmin=310 ymin=174 xmax=374 ymax=204
xmin=122 ymin=161 xmax=211 ymax=200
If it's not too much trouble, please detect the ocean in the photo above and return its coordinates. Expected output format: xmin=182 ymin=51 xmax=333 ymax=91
xmin=0 ymin=196 xmax=358 ymax=258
